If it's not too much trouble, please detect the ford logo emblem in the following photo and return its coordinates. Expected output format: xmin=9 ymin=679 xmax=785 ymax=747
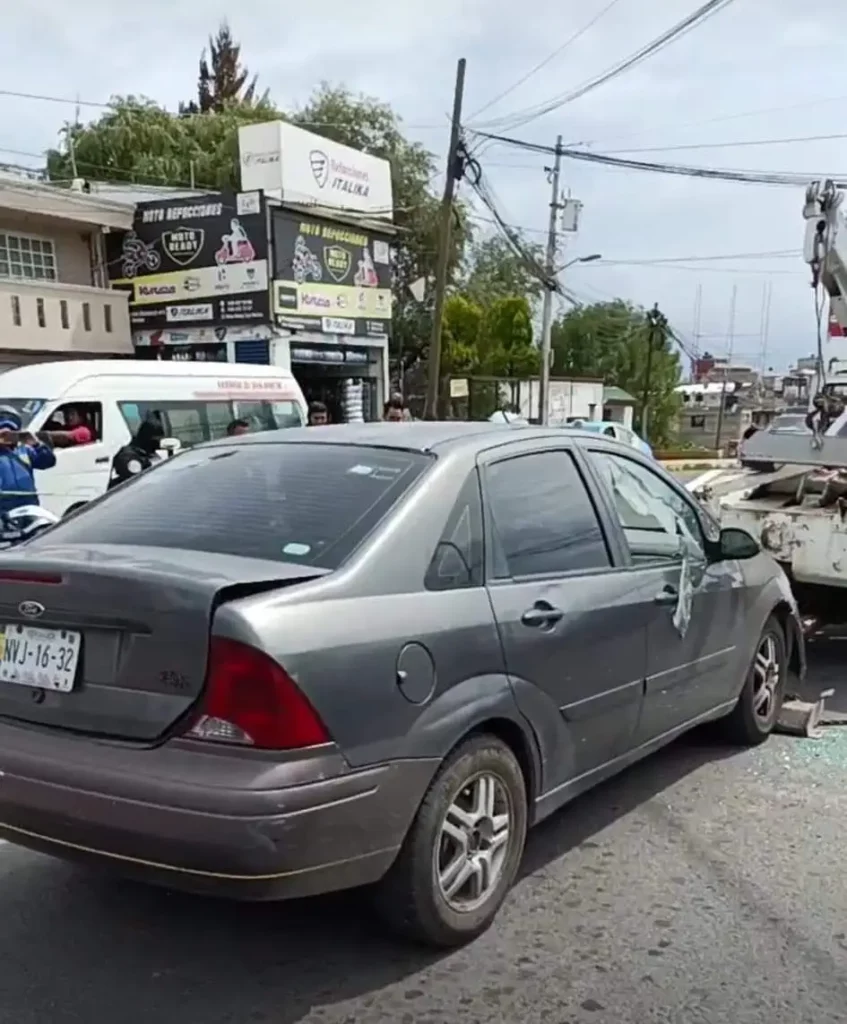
xmin=18 ymin=601 xmax=44 ymax=620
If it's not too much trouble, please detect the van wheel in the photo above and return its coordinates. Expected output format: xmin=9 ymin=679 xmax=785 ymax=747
xmin=375 ymin=734 xmax=527 ymax=948
xmin=718 ymin=614 xmax=786 ymax=746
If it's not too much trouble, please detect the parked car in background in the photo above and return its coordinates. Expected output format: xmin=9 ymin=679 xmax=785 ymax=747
xmin=568 ymin=418 xmax=654 ymax=458
xmin=0 ymin=423 xmax=803 ymax=947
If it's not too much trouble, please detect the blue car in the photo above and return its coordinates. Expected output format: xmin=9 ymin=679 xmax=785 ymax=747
xmin=568 ymin=419 xmax=654 ymax=458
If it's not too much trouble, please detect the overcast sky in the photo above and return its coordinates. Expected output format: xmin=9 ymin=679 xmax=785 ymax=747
xmin=2 ymin=0 xmax=845 ymax=371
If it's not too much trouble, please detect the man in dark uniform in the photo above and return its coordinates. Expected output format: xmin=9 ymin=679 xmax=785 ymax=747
xmin=107 ymin=414 xmax=164 ymax=491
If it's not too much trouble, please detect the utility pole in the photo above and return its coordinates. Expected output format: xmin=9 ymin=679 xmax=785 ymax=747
xmin=714 ymin=282 xmax=737 ymax=451
xmin=424 ymin=57 xmax=467 ymax=420
xmin=538 ymin=135 xmax=563 ymax=426
xmin=641 ymin=303 xmax=666 ymax=441
xmin=68 ymin=95 xmax=81 ymax=179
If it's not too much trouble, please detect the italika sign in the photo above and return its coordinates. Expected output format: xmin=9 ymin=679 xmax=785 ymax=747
xmin=238 ymin=121 xmax=393 ymax=221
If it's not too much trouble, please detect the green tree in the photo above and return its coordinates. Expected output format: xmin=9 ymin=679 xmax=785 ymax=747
xmin=442 ymin=294 xmax=484 ymax=376
xmin=46 ymin=96 xmax=276 ymax=189
xmin=181 ymin=22 xmax=264 ymax=115
xmin=551 ymin=300 xmax=682 ymax=445
xmin=463 ymin=234 xmax=544 ymax=307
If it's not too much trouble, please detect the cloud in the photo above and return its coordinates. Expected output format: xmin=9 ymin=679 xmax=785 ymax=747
xmin=1 ymin=0 xmax=843 ymax=369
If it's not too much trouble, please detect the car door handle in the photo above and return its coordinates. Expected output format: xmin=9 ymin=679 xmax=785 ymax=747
xmin=654 ymin=585 xmax=679 ymax=606
xmin=94 ymin=456 xmax=110 ymax=464
xmin=521 ymin=602 xmax=564 ymax=628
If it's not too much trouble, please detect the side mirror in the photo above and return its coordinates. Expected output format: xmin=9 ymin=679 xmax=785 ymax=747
xmin=715 ymin=526 xmax=760 ymax=561
xmin=158 ymin=437 xmax=182 ymax=458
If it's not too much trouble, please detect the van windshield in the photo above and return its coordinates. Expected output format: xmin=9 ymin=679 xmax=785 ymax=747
xmin=0 ymin=399 xmax=47 ymax=428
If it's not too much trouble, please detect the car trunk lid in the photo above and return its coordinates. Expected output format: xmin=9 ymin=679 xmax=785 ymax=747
xmin=0 ymin=543 xmax=329 ymax=742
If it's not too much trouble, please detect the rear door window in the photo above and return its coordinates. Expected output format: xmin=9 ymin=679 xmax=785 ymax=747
xmin=483 ymin=450 xmax=610 ymax=578
xmin=37 ymin=443 xmax=433 ymax=569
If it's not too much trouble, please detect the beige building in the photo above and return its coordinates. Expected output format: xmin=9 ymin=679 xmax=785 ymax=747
xmin=0 ymin=177 xmax=134 ymax=370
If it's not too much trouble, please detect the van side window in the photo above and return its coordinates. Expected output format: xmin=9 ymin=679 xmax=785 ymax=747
xmin=119 ymin=401 xmax=210 ymax=447
xmin=43 ymin=402 xmax=102 ymax=442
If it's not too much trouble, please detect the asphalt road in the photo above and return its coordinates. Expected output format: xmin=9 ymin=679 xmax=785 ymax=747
xmin=0 ymin=649 xmax=845 ymax=1024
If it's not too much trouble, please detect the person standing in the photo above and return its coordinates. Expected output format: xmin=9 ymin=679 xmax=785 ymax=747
xmin=226 ymin=418 xmax=250 ymax=437
xmin=0 ymin=407 xmax=56 ymax=515
xmin=107 ymin=414 xmax=164 ymax=491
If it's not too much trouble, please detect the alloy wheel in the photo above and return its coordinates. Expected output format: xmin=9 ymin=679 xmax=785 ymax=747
xmin=435 ymin=772 xmax=512 ymax=913
xmin=752 ymin=632 xmax=781 ymax=723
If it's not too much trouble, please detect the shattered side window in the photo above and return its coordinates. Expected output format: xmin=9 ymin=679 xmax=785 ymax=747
xmin=589 ymin=451 xmax=704 ymax=561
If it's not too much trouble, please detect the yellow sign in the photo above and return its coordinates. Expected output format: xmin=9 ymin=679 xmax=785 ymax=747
xmin=112 ymin=261 xmax=268 ymax=305
xmin=274 ymin=280 xmax=392 ymax=320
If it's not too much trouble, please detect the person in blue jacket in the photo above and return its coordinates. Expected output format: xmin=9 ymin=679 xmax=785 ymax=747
xmin=0 ymin=406 xmax=56 ymax=516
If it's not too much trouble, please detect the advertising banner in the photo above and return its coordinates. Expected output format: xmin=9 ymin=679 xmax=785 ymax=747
xmin=272 ymin=210 xmax=392 ymax=339
xmin=107 ymin=191 xmax=271 ymax=330
xmin=239 ymin=121 xmax=393 ymax=220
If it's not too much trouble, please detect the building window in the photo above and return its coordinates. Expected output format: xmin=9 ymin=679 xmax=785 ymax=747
xmin=0 ymin=233 xmax=57 ymax=282
xmin=60 ymin=299 xmax=69 ymax=330
xmin=36 ymin=297 xmax=45 ymax=328
xmin=82 ymin=302 xmax=91 ymax=331
xmin=104 ymin=303 xmax=112 ymax=333
xmin=10 ymin=295 xmax=20 ymax=326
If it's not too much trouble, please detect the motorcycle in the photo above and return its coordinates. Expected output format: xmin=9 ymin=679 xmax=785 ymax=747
xmin=0 ymin=505 xmax=60 ymax=550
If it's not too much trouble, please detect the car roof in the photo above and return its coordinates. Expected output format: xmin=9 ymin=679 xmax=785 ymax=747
xmin=218 ymin=420 xmax=597 ymax=454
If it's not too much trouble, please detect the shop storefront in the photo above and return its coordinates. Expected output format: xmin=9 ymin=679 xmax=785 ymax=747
xmin=107 ymin=190 xmax=273 ymax=359
xmin=271 ymin=207 xmax=392 ymax=421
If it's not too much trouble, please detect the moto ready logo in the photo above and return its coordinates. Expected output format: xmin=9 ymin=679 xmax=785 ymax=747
xmin=138 ymin=283 xmax=177 ymax=298
xmin=161 ymin=227 xmax=204 ymax=267
xmin=324 ymin=245 xmax=351 ymax=282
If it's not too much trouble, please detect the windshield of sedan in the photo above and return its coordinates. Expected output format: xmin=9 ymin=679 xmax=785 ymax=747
xmin=36 ymin=442 xmax=433 ymax=569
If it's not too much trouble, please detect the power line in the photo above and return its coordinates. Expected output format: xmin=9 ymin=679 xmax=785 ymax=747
xmin=605 ymin=131 xmax=847 ymax=155
xmin=595 ymin=249 xmax=801 ymax=264
xmin=477 ymin=0 xmax=737 ymax=132
xmin=561 ymin=93 xmax=847 ymax=149
xmin=465 ymin=127 xmax=847 ymax=185
xmin=0 ymin=87 xmax=446 ymax=130
xmin=467 ymin=0 xmax=627 ymax=121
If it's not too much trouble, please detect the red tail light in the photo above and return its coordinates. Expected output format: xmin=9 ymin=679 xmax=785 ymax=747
xmin=185 ymin=637 xmax=330 ymax=750
xmin=0 ymin=571 xmax=63 ymax=585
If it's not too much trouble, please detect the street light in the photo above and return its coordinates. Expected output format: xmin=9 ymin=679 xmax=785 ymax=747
xmin=559 ymin=253 xmax=602 ymax=271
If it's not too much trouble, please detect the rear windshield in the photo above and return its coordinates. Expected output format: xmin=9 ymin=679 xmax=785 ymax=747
xmin=36 ymin=442 xmax=433 ymax=569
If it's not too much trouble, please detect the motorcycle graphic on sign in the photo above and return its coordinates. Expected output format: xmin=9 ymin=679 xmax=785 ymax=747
xmin=215 ymin=219 xmax=256 ymax=265
xmin=121 ymin=231 xmax=161 ymax=278
xmin=292 ymin=235 xmax=323 ymax=285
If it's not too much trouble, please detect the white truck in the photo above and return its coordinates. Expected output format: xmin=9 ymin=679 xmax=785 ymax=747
xmin=688 ymin=179 xmax=847 ymax=630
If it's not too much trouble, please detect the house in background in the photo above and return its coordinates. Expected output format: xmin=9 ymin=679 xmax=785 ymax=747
xmin=602 ymin=385 xmax=637 ymax=429
xmin=0 ymin=176 xmax=133 ymax=371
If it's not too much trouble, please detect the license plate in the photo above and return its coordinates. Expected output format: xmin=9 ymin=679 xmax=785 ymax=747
xmin=0 ymin=624 xmax=81 ymax=692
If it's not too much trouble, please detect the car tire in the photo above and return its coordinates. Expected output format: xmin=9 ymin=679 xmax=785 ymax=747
xmin=718 ymin=613 xmax=787 ymax=746
xmin=374 ymin=733 xmax=528 ymax=948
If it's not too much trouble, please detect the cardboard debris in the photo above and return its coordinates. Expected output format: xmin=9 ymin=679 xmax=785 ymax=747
xmin=776 ymin=689 xmax=834 ymax=739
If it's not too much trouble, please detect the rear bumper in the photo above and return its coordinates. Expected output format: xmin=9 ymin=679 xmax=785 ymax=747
xmin=0 ymin=722 xmax=437 ymax=900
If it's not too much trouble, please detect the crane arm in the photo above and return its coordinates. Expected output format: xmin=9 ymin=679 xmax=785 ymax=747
xmin=804 ymin=179 xmax=847 ymax=333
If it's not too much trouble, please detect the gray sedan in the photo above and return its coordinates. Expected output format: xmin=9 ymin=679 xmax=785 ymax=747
xmin=0 ymin=423 xmax=804 ymax=947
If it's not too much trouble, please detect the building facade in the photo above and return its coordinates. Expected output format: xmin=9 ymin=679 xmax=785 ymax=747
xmin=0 ymin=177 xmax=134 ymax=370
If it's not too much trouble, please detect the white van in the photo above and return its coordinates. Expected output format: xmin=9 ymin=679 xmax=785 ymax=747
xmin=0 ymin=360 xmax=308 ymax=518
